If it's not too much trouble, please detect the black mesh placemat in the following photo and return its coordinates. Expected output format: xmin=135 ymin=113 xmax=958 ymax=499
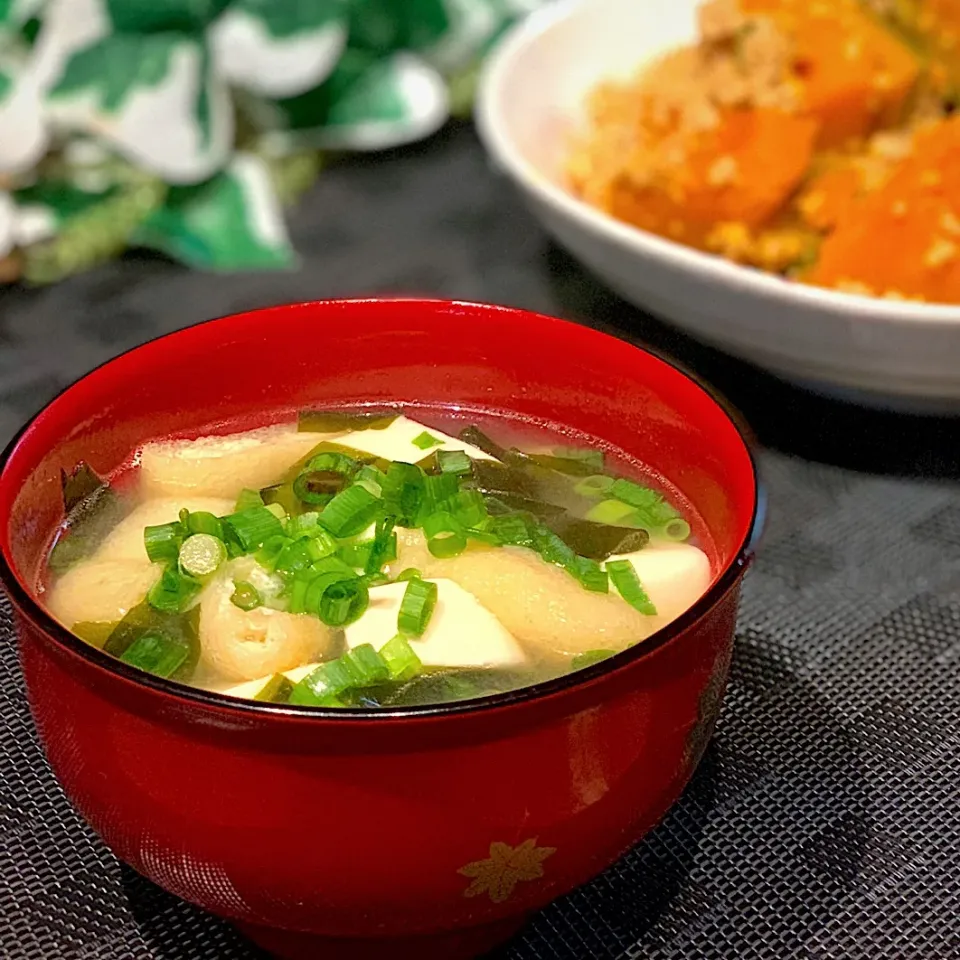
xmin=3 ymin=451 xmax=960 ymax=960
xmin=2 ymin=121 xmax=960 ymax=959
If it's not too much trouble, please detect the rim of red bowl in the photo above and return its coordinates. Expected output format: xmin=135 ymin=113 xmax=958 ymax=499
xmin=0 ymin=298 xmax=764 ymax=722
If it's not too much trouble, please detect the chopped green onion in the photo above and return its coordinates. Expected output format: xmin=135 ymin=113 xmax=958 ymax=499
xmin=380 ymin=461 xmax=424 ymax=526
xmin=178 ymin=533 xmax=226 ymax=579
xmin=553 ymin=446 xmax=605 ymax=471
xmin=319 ymin=484 xmax=381 ymax=538
xmin=422 ymin=472 xmax=460 ymax=512
xmin=119 ymin=630 xmax=190 ymax=678
xmin=285 ymin=512 xmax=322 ymax=538
xmin=574 ymin=475 xmax=616 ymax=499
xmin=253 ymin=674 xmax=293 ymax=703
xmin=343 ymin=644 xmax=390 ymax=686
xmin=256 ymin=534 xmax=289 ymax=573
xmin=222 ymin=506 xmax=285 ymax=552
xmin=423 ymin=511 xmax=467 ymax=559
xmin=467 ymin=528 xmax=502 ymax=546
xmin=490 ymin=513 xmax=535 ymax=548
xmin=260 ymin=482 xmax=300 ymax=518
xmin=585 ymin=499 xmax=638 ymax=526
xmin=355 ymin=464 xmax=387 ymax=488
xmin=380 ymin=634 xmax=423 ymax=681
xmin=606 ymin=559 xmax=658 ymax=616
xmin=319 ymin=577 xmax=370 ymax=627
xmin=610 ymin=479 xmax=666 ymax=511
xmin=289 ymin=658 xmax=358 ymax=705
xmin=275 ymin=534 xmax=338 ymax=577
xmin=532 ymin=524 xmax=577 ymax=569
xmin=265 ymin=503 xmax=287 ymax=520
xmin=658 ymin=518 xmax=691 ymax=542
xmin=293 ymin=470 xmax=341 ymax=505
xmin=397 ymin=578 xmax=438 ymax=637
xmin=338 ymin=540 xmax=373 ymax=568
xmin=412 ymin=431 xmax=443 ymax=450
xmin=447 ymin=490 xmax=487 ymax=529
xmin=364 ymin=517 xmax=397 ymax=576
xmin=306 ymin=451 xmax=360 ymax=476
xmin=231 ymin=580 xmax=262 ymax=611
xmin=234 ymin=488 xmax=264 ymax=512
xmin=436 ymin=449 xmax=472 ymax=475
xmin=527 ymin=454 xmax=596 ymax=477
xmin=573 ymin=556 xmax=609 ymax=593
xmin=148 ymin=565 xmax=202 ymax=613
xmin=394 ymin=567 xmax=422 ymax=582
xmin=185 ymin=511 xmax=224 ymax=540
xmin=288 ymin=577 xmax=310 ymax=614
xmin=571 ymin=649 xmax=616 ymax=670
xmin=143 ymin=521 xmax=184 ymax=563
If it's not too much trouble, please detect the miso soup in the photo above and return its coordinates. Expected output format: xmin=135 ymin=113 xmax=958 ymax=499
xmin=42 ymin=410 xmax=714 ymax=708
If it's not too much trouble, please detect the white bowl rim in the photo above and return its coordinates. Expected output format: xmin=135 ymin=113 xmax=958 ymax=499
xmin=476 ymin=0 xmax=960 ymax=326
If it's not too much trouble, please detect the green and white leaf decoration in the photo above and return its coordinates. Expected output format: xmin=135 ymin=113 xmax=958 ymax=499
xmin=417 ymin=0 xmax=500 ymax=74
xmin=103 ymin=0 xmax=231 ymax=34
xmin=30 ymin=0 xmax=109 ymax=90
xmin=0 ymin=191 xmax=14 ymax=256
xmin=133 ymin=152 xmax=295 ymax=271
xmin=0 ymin=0 xmax=46 ymax=30
xmin=0 ymin=57 xmax=47 ymax=173
xmin=210 ymin=0 xmax=347 ymax=99
xmin=46 ymin=33 xmax=233 ymax=184
xmin=262 ymin=49 xmax=449 ymax=152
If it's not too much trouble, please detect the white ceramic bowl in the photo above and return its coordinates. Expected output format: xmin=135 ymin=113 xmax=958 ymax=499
xmin=476 ymin=0 xmax=960 ymax=410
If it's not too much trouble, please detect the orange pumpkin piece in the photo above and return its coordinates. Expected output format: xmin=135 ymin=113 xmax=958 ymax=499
xmin=608 ymin=108 xmax=819 ymax=248
xmin=795 ymin=166 xmax=864 ymax=231
xmin=743 ymin=0 xmax=921 ymax=147
xmin=808 ymin=116 xmax=960 ymax=302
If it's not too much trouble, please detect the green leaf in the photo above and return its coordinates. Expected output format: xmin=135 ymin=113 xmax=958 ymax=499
xmin=0 ymin=191 xmax=15 ymax=257
xmin=209 ymin=0 xmax=346 ymax=98
xmin=0 ymin=57 xmax=47 ymax=173
xmin=265 ymin=49 xmax=449 ymax=151
xmin=347 ymin=0 xmax=450 ymax=54
xmin=0 ymin=0 xmax=45 ymax=30
xmin=15 ymin=180 xmax=117 ymax=222
xmin=50 ymin=33 xmax=181 ymax=114
xmin=46 ymin=33 xmax=231 ymax=183
xmin=105 ymin=0 xmax=230 ymax=33
xmin=229 ymin=0 xmax=345 ymax=38
xmin=133 ymin=153 xmax=296 ymax=271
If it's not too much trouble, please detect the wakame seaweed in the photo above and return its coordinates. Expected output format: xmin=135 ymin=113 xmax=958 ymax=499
xmin=48 ymin=463 xmax=127 ymax=575
xmin=297 ymin=410 xmax=398 ymax=433
xmin=103 ymin=600 xmax=201 ymax=683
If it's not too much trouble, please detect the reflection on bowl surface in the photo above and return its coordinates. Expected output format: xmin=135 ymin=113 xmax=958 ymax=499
xmin=0 ymin=299 xmax=758 ymax=960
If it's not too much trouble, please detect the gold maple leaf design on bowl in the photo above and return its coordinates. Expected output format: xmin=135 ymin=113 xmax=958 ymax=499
xmin=458 ymin=838 xmax=557 ymax=904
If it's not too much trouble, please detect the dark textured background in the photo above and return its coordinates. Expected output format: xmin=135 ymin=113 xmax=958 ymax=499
xmin=2 ymin=124 xmax=960 ymax=959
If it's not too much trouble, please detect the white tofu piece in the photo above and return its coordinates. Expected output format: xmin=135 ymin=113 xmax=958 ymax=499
xmin=345 ymin=579 xmax=525 ymax=669
xmin=605 ymin=542 xmax=712 ymax=623
xmin=337 ymin=415 xmax=496 ymax=463
xmin=140 ymin=425 xmax=335 ymax=499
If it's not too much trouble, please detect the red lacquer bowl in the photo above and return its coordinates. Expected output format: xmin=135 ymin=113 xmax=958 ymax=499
xmin=0 ymin=300 xmax=760 ymax=960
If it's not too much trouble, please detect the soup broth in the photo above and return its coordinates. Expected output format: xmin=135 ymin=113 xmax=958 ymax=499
xmin=41 ymin=409 xmax=714 ymax=708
